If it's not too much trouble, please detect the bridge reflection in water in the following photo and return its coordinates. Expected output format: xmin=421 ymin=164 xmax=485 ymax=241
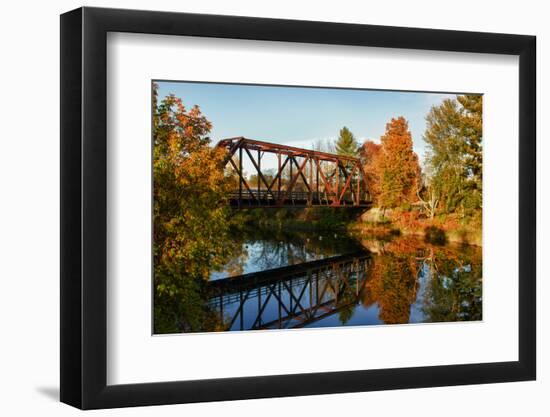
xmin=206 ymin=252 xmax=371 ymax=331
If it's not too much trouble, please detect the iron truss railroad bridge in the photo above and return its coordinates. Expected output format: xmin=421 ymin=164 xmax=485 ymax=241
xmin=217 ymin=137 xmax=372 ymax=208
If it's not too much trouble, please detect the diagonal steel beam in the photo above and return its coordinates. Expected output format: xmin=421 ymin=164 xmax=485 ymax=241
xmin=266 ymin=155 xmax=290 ymax=193
xmin=338 ymin=163 xmax=358 ymax=203
xmin=228 ymin=157 xmax=256 ymax=200
xmin=251 ymin=289 xmax=274 ymax=329
xmin=226 ymin=289 xmax=252 ymax=330
xmin=277 ymin=157 xmax=309 ymax=205
xmin=315 ymin=159 xmax=336 ymax=197
xmin=243 ymin=147 xmax=276 ymax=200
xmin=291 ymin=156 xmax=311 ymax=192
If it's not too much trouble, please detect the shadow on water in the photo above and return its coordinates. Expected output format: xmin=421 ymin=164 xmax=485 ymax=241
xmin=424 ymin=225 xmax=447 ymax=245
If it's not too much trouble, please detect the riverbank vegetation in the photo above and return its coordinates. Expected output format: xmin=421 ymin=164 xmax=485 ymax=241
xmin=231 ymin=207 xmax=361 ymax=231
xmin=354 ymin=95 xmax=482 ymax=246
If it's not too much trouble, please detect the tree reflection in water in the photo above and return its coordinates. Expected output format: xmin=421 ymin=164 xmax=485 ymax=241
xmin=154 ymin=229 xmax=482 ymax=334
xmin=361 ymin=236 xmax=482 ymax=325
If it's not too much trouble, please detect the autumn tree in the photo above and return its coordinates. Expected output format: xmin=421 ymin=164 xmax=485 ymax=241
xmin=362 ymin=240 xmax=419 ymax=324
xmin=153 ymin=83 xmax=234 ymax=333
xmin=335 ymin=126 xmax=359 ymax=157
xmin=359 ymin=140 xmax=382 ymax=204
xmin=377 ymin=117 xmax=421 ymax=209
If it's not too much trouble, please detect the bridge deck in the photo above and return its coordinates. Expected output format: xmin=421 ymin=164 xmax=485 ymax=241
xmin=227 ymin=190 xmax=371 ymax=208
xmin=207 ymin=251 xmax=370 ymax=293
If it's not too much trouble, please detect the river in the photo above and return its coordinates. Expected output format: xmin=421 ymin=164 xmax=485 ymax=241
xmin=156 ymin=227 xmax=482 ymax=333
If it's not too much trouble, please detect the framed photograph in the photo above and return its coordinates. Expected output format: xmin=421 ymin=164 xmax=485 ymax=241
xmin=60 ymin=6 xmax=536 ymax=409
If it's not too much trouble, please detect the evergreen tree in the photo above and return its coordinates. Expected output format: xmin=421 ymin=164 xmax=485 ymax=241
xmin=457 ymin=94 xmax=483 ymax=210
xmin=335 ymin=126 xmax=359 ymax=156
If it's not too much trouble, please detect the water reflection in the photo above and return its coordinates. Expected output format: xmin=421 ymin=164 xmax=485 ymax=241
xmin=154 ymin=229 xmax=482 ymax=334
xmin=211 ymin=228 xmax=364 ymax=280
xmin=208 ymin=252 xmax=371 ymax=330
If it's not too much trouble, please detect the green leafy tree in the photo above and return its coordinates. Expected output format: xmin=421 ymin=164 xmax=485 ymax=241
xmin=423 ymin=99 xmax=465 ymax=213
xmin=335 ymin=126 xmax=359 ymax=157
xmin=422 ymin=245 xmax=482 ymax=322
xmin=423 ymin=96 xmax=482 ymax=215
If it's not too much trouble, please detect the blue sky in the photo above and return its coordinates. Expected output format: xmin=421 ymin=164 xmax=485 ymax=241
xmin=156 ymin=81 xmax=456 ymax=172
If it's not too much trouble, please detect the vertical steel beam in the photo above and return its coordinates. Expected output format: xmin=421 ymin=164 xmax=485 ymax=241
xmin=356 ymin=162 xmax=360 ymax=205
xmin=239 ymin=291 xmax=244 ymax=331
xmin=257 ymin=149 xmax=261 ymax=203
xmin=335 ymin=161 xmax=340 ymax=206
xmin=238 ymin=144 xmax=243 ymax=209
xmin=277 ymin=153 xmax=281 ymax=199
xmin=289 ymin=157 xmax=293 ymax=189
xmin=308 ymin=157 xmax=313 ymax=206
xmin=278 ymin=281 xmax=282 ymax=328
xmin=257 ymin=287 xmax=261 ymax=327
xmin=289 ymin=157 xmax=293 ymax=204
xmin=316 ymin=158 xmax=320 ymax=203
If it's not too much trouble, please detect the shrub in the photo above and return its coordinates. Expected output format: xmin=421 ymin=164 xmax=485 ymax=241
xmin=424 ymin=226 xmax=447 ymax=245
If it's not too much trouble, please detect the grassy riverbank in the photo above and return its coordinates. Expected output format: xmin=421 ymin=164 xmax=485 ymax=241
xmin=350 ymin=207 xmax=482 ymax=246
xmin=231 ymin=207 xmax=481 ymax=247
xmin=231 ymin=207 xmax=362 ymax=231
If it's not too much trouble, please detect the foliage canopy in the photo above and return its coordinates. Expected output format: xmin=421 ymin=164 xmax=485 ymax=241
xmin=153 ymin=83 xmax=234 ymax=333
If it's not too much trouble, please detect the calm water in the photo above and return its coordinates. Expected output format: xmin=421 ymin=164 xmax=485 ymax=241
xmin=155 ymin=228 xmax=482 ymax=334
xmin=209 ymin=230 xmax=364 ymax=280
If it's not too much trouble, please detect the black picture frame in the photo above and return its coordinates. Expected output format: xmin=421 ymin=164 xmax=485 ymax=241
xmin=60 ymin=6 xmax=536 ymax=410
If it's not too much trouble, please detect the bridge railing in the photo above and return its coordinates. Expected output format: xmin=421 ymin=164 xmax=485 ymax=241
xmin=227 ymin=189 xmax=371 ymax=207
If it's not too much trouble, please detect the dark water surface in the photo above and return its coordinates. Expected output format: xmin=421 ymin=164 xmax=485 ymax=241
xmin=155 ymin=228 xmax=482 ymax=334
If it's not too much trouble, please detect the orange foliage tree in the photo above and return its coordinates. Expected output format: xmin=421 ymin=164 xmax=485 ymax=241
xmin=153 ymin=83 xmax=234 ymax=333
xmin=359 ymin=140 xmax=382 ymax=204
xmin=377 ymin=117 xmax=421 ymax=209
xmin=363 ymin=250 xmax=419 ymax=324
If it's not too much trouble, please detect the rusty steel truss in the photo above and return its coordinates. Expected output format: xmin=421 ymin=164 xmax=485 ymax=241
xmin=217 ymin=137 xmax=371 ymax=208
